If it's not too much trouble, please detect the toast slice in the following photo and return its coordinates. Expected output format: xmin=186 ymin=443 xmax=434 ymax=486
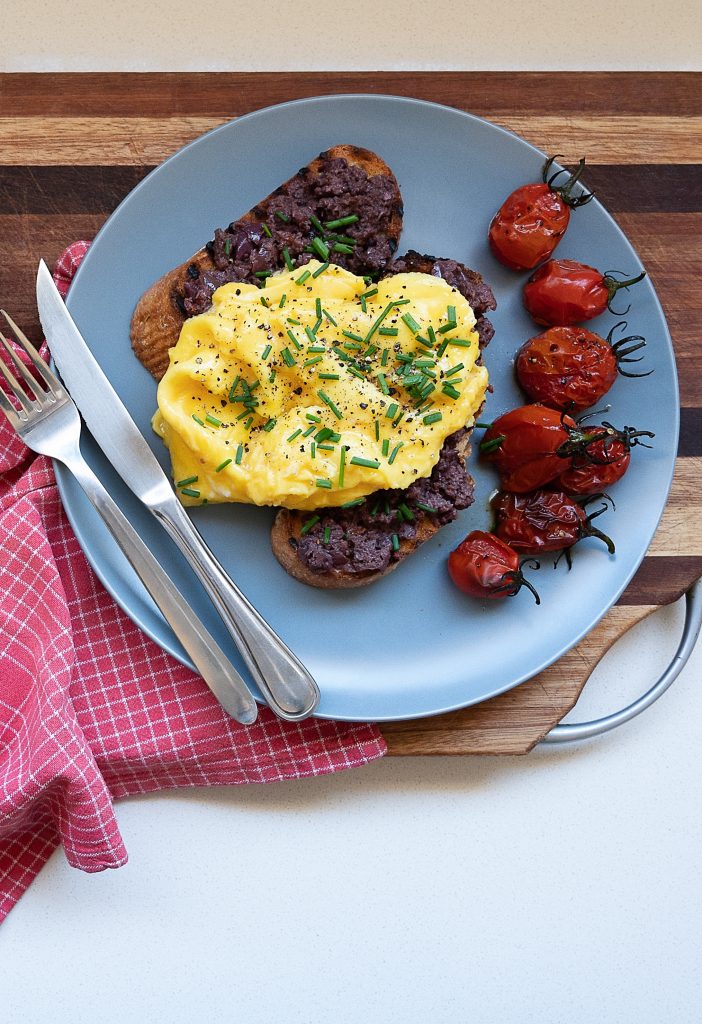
xmin=269 ymin=253 xmax=495 ymax=589
xmin=130 ymin=145 xmax=404 ymax=380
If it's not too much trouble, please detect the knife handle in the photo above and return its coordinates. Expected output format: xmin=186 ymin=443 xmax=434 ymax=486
xmin=63 ymin=455 xmax=259 ymax=725
xmin=151 ymin=496 xmax=320 ymax=721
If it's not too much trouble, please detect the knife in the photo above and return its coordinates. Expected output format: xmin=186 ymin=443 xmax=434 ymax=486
xmin=37 ymin=260 xmax=320 ymax=721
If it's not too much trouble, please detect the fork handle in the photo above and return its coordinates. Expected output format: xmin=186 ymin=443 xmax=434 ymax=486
xmin=150 ymin=496 xmax=320 ymax=721
xmin=63 ymin=455 xmax=258 ymax=725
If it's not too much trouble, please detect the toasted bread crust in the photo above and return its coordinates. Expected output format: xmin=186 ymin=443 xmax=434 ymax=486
xmin=130 ymin=145 xmax=403 ymax=380
xmin=270 ymin=435 xmax=472 ymax=589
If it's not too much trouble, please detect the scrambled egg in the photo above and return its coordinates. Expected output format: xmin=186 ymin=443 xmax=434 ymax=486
xmin=153 ymin=261 xmax=489 ymax=509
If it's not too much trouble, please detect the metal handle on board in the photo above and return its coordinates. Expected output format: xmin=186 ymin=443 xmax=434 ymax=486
xmin=542 ymin=578 xmax=702 ymax=744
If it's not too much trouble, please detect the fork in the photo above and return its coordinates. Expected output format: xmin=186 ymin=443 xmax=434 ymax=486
xmin=0 ymin=311 xmax=259 ymax=725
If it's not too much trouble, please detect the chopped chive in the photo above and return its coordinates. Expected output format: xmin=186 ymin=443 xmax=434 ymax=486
xmin=315 ymin=298 xmax=322 ymax=319
xmin=312 ymin=261 xmax=329 ymax=278
xmin=346 ymin=366 xmax=365 ymax=380
xmin=316 ymin=478 xmax=332 ymax=489
xmin=391 ymin=534 xmax=400 ymax=552
xmin=275 ymin=210 xmax=290 ymax=223
xmin=300 ymin=514 xmax=320 ymax=535
xmin=374 ymin=420 xmax=380 ymax=441
xmin=447 ymin=305 xmax=456 ymax=323
xmin=305 ymin=326 xmax=317 ymax=345
xmin=480 ymin=434 xmax=506 ymax=453
xmin=341 ymin=497 xmax=366 ymax=509
xmin=364 ymin=302 xmax=395 ymax=343
xmin=224 ymin=238 xmax=232 ymax=257
xmin=287 ymin=429 xmax=302 ymax=442
xmin=343 ymin=341 xmax=361 ymax=351
xmin=254 ymin=270 xmax=272 ymax=279
xmin=181 ymin=487 xmax=200 ymax=498
xmin=315 ymin=427 xmax=335 ymax=442
xmin=446 ymin=362 xmax=464 ymax=376
xmin=379 ymin=327 xmax=399 ymax=337
xmin=402 ymin=312 xmax=421 ymax=334
xmin=215 ymin=459 xmax=232 ymax=473
xmin=317 ymin=444 xmax=335 ymax=451
xmin=437 ymin=321 xmax=457 ymax=335
xmin=350 ymin=456 xmax=380 ymax=469
xmin=427 ymin=326 xmax=437 ymax=345
xmin=398 ymin=502 xmax=415 ymax=521
xmin=286 ymin=328 xmax=302 ymax=350
xmin=177 ymin=475 xmax=199 ymax=487
xmin=326 ymin=233 xmax=357 ymax=245
xmin=381 ymin=348 xmax=389 ymax=367
xmin=323 ymin=526 xmax=331 ymax=545
xmin=311 ymin=236 xmax=330 ymax=261
xmin=442 ymin=385 xmax=461 ymax=400
xmin=283 ymin=248 xmax=294 ymax=271
xmin=392 ymin=299 xmax=412 ymax=307
xmin=295 ymin=270 xmax=311 ymax=285
xmin=376 ymin=373 xmax=389 ymax=395
xmin=342 ymin=330 xmax=364 ymax=343
xmin=423 ymin=412 xmax=443 ymax=425
xmin=437 ymin=339 xmax=450 ymax=358
xmin=388 ymin=442 xmax=404 ymax=465
xmin=268 ymin=371 xmax=277 ymax=383
xmin=310 ymin=442 xmax=316 ymax=459
xmin=233 ymin=443 xmax=243 ymax=465
xmin=421 ymin=367 xmax=437 ymax=378
xmin=263 ymin=418 xmax=277 ymax=432
xmin=448 ymin=338 xmax=473 ymax=348
xmin=260 ymin=296 xmax=270 ymax=308
xmin=303 ymin=355 xmax=323 ymax=368
xmin=360 ymin=296 xmax=367 ymax=313
xmin=281 ymin=347 xmax=296 ymax=367
xmin=339 ymin=445 xmax=346 ymax=486
xmin=415 ymin=502 xmax=437 ymax=514
xmin=332 ymin=346 xmax=352 ymax=362
xmin=415 ymin=358 xmax=436 ymax=368
xmin=360 ymin=287 xmax=378 ymax=300
xmin=243 ymin=416 xmax=253 ymax=429
xmin=261 ymin=344 xmax=272 ymax=360
xmin=228 ymin=375 xmax=241 ymax=401
xmin=308 ymin=345 xmax=326 ymax=353
xmin=278 ymin=293 xmax=287 ymax=308
xmin=393 ymin=411 xmax=405 ymax=427
xmin=286 ymin=317 xmax=301 ymax=325
xmin=319 ymin=373 xmax=340 ymax=380
xmin=235 ymin=409 xmax=250 ymax=421
xmin=192 ymin=414 xmax=204 ymax=426
xmin=325 ymin=214 xmax=359 ymax=229
xmin=323 ymin=307 xmax=337 ymax=326
xmin=415 ymin=335 xmax=434 ymax=349
xmin=382 ymin=438 xmax=390 ymax=457
xmin=385 ymin=403 xmax=399 ymax=419
xmin=302 ymin=425 xmax=316 ymax=437
xmin=262 ymin=223 xmax=272 ymax=237
xmin=310 ymin=213 xmax=325 ymax=234
xmin=306 ymin=412 xmax=322 ymax=422
xmin=333 ymin=242 xmax=354 ymax=254
xmin=395 ymin=353 xmax=413 ymax=363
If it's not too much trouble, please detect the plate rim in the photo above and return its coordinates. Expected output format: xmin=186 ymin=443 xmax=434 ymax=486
xmin=56 ymin=91 xmax=680 ymax=722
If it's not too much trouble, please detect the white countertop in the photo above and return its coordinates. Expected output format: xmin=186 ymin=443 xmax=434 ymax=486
xmin=2 ymin=597 xmax=701 ymax=1022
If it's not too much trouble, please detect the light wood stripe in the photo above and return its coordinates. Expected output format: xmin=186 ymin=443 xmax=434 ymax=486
xmin=648 ymin=458 xmax=702 ymax=557
xmin=0 ymin=115 xmax=700 ymax=165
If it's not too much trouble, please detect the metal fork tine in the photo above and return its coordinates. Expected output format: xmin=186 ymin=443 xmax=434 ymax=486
xmin=0 ymin=374 xmax=21 ymax=427
xmin=0 ymin=309 xmax=61 ymax=398
xmin=0 ymin=329 xmax=47 ymax=406
xmin=0 ymin=337 xmax=36 ymax=414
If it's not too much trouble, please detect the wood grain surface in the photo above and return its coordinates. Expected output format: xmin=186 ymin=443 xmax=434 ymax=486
xmin=1 ymin=72 xmax=699 ymax=754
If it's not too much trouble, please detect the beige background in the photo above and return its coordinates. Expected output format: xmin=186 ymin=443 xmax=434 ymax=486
xmin=3 ymin=0 xmax=701 ymax=71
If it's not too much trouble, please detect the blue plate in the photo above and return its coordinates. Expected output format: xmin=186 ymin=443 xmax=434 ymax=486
xmin=56 ymin=95 xmax=678 ymax=721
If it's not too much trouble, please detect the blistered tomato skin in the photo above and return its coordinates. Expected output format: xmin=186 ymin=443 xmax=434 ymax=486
xmin=480 ymin=404 xmax=575 ymax=493
xmin=488 ymin=184 xmax=570 ymax=271
xmin=523 ymin=259 xmax=646 ymax=327
xmin=515 ymin=326 xmax=619 ymax=411
xmin=448 ymin=530 xmax=539 ymax=603
xmin=556 ymin=430 xmax=632 ymax=495
xmin=493 ymin=490 xmax=616 ymax=557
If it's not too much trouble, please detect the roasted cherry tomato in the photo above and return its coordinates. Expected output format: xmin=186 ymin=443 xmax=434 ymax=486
xmin=515 ymin=322 xmax=650 ymax=411
xmin=488 ymin=155 xmax=593 ymax=271
xmin=556 ymin=422 xmax=655 ymax=495
xmin=493 ymin=490 xmax=615 ymax=559
xmin=448 ymin=530 xmax=540 ymax=603
xmin=523 ymin=259 xmax=646 ymax=326
xmin=480 ymin=404 xmax=576 ymax=492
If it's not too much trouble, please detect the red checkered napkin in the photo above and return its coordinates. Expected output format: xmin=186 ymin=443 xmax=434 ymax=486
xmin=0 ymin=244 xmax=386 ymax=923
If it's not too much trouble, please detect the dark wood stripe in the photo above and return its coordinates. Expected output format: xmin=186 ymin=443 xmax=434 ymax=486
xmin=2 ymin=164 xmax=700 ymax=217
xmin=617 ymin=556 xmax=702 ymax=605
xmin=0 ymin=166 xmax=150 ymax=215
xmin=1 ymin=72 xmax=699 ymax=118
xmin=679 ymin=409 xmax=702 ymax=456
xmin=584 ymin=165 xmax=702 ymax=213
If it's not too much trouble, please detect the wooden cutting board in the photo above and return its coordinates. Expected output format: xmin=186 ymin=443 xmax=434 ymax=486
xmin=1 ymin=72 xmax=699 ymax=753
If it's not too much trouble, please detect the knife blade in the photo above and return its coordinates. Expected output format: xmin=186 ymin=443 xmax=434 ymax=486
xmin=37 ymin=260 xmax=320 ymax=721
